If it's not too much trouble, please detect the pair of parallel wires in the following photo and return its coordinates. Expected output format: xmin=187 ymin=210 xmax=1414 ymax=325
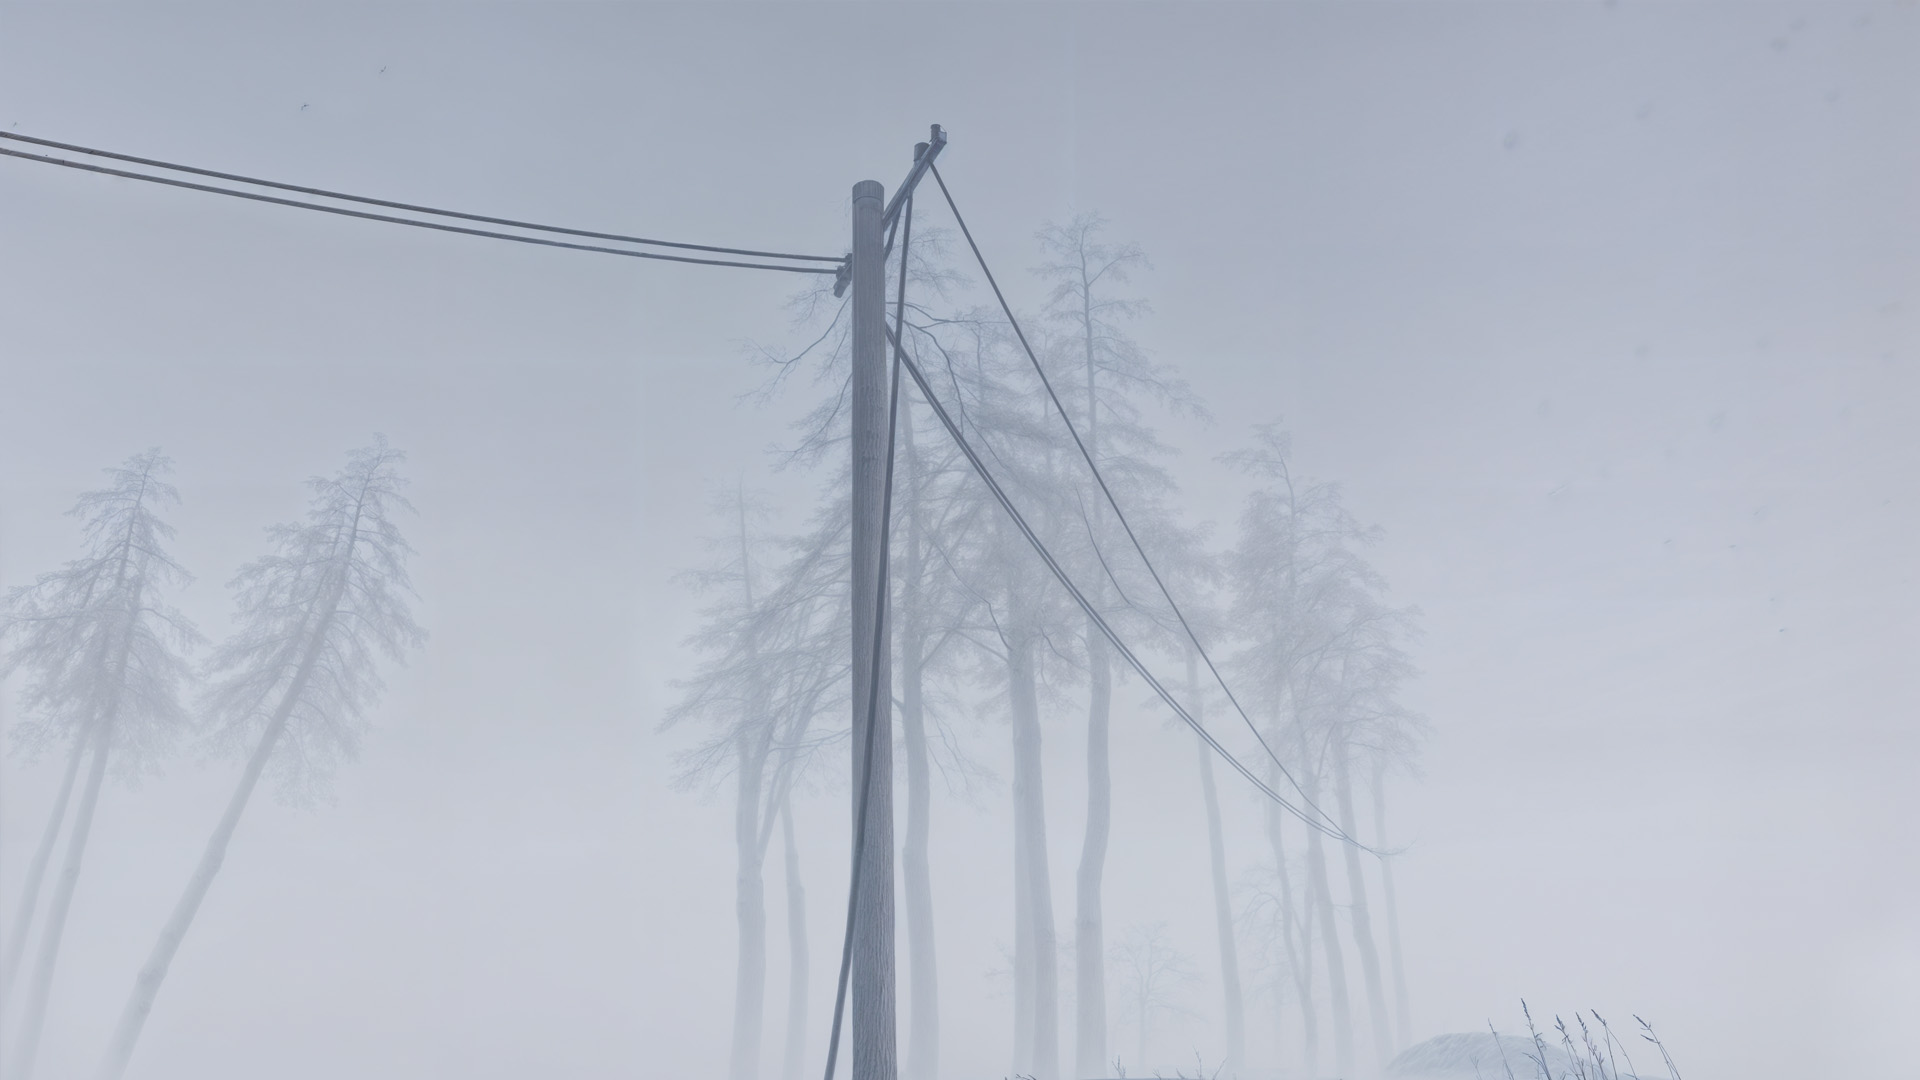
xmin=0 ymin=131 xmax=841 ymax=274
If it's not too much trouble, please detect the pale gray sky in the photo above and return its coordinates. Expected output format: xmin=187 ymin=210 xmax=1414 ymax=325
xmin=1 ymin=3 xmax=1914 ymax=1079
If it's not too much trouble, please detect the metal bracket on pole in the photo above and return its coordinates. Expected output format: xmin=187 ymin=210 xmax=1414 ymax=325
xmin=880 ymin=124 xmax=945 ymax=231
xmin=835 ymin=125 xmax=945 ymax=298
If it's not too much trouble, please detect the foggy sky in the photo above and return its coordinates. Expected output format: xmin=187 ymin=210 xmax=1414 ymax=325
xmin=1 ymin=3 xmax=1915 ymax=1079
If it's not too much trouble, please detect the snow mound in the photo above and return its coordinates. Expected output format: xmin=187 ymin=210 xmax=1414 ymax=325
xmin=1386 ymin=1032 xmax=1579 ymax=1078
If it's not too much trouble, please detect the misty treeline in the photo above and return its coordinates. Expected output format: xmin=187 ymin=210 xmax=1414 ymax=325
xmin=667 ymin=215 xmax=1427 ymax=1080
xmin=0 ymin=440 xmax=423 ymax=1080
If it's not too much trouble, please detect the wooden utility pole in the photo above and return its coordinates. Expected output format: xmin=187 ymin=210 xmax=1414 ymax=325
xmin=841 ymin=126 xmax=944 ymax=1080
xmin=847 ymin=174 xmax=898 ymax=1080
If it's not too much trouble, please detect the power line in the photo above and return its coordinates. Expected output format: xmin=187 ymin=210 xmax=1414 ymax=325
xmin=0 ymin=130 xmax=842 ymax=264
xmin=0 ymin=144 xmax=839 ymax=275
xmin=927 ymin=162 xmax=1360 ymax=845
xmin=888 ymin=322 xmax=1366 ymax=850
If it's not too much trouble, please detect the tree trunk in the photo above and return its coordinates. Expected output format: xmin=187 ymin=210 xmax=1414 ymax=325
xmin=899 ymin=401 xmax=940 ymax=1080
xmin=1297 ymin=737 xmax=1359 ymax=1080
xmin=96 ymin=601 xmax=338 ymax=1080
xmin=780 ymin=798 xmax=810 ymax=1080
xmin=1295 ymin=880 xmax=1320 ymax=1078
xmin=1007 ymin=627 xmax=1059 ymax=1080
xmin=1073 ymin=629 xmax=1111 ymax=1080
xmin=0 ymin=509 xmax=127 ymax=1013
xmin=95 ymin=700 xmax=288 ymax=1080
xmin=1333 ymin=744 xmax=1391 ymax=1070
xmin=1135 ymin=991 xmax=1148 ymax=1074
xmin=0 ymin=727 xmax=90 ymax=1004
xmin=12 ymin=557 xmax=144 ymax=1079
xmin=1263 ymin=774 xmax=1315 ymax=1079
xmin=1071 ymin=253 xmax=1111 ymax=1080
xmin=728 ymin=491 xmax=773 ymax=1080
xmin=1372 ymin=762 xmax=1411 ymax=1052
xmin=1188 ymin=652 xmax=1243 ymax=1073
xmin=1013 ymin=792 xmax=1034 ymax=1078
xmin=900 ymin=631 xmax=940 ymax=1080
xmin=1305 ymin=819 xmax=1352 ymax=1079
xmin=732 ymin=731 xmax=770 ymax=1080
xmin=7 ymin=727 xmax=111 ymax=1080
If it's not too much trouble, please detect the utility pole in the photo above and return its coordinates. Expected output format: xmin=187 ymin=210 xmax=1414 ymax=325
xmin=844 ymin=127 xmax=944 ymax=1080
xmin=847 ymin=173 xmax=897 ymax=1080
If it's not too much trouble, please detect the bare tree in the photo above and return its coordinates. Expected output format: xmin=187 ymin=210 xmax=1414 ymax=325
xmin=1272 ymin=798 xmax=1319 ymax=1079
xmin=95 ymin=440 xmax=425 ymax=1080
xmin=895 ymin=397 xmax=941 ymax=1080
xmin=1275 ymin=611 xmax=1399 ymax=1076
xmin=0 ymin=450 xmax=200 ymax=1080
xmin=1109 ymin=922 xmax=1198 ymax=1072
xmin=1034 ymin=214 xmax=1200 ymax=1080
xmin=1224 ymin=423 xmax=1388 ymax=1078
xmin=1241 ymin=840 xmax=1318 ymax=1078
xmin=1235 ymin=424 xmax=1422 ymax=1075
xmin=1322 ymin=644 xmax=1428 ymax=1062
xmin=1304 ymin=540 xmax=1423 ymax=1071
xmin=892 ymin=313 xmax=1000 ymax=1080
xmin=1332 ymin=737 xmax=1393 ymax=1069
xmin=997 ymin=512 xmax=1066 ymax=1080
xmin=1288 ymin=576 xmax=1408 ymax=1078
xmin=1183 ymin=644 xmax=1246 ymax=1074
xmin=0 ymin=727 xmax=85 ymax=1012
xmin=779 ymin=795 xmax=810 ymax=1080
xmin=888 ymin=285 xmax=1070 ymax=1080
xmin=667 ymin=489 xmax=848 ymax=1080
xmin=926 ymin=412 xmax=1070 ymax=1080
xmin=985 ymin=406 xmax=1089 ymax=1080
xmin=1300 ymin=757 xmax=1354 ymax=1077
xmin=1372 ymin=758 xmax=1414 ymax=1053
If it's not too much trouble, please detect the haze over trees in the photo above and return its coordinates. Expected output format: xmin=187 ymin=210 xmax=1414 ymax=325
xmin=0 ymin=217 xmax=1430 ymax=1080
xmin=0 ymin=212 xmax=1720 ymax=1080
xmin=0 ymin=451 xmax=200 ymax=1080
xmin=97 ymin=440 xmax=425 ymax=1080
xmin=0 ymin=441 xmax=424 ymax=1080
xmin=665 ymin=488 xmax=848 ymax=1080
xmin=2 ymin=0 xmax=1904 ymax=1074
xmin=0 ymin=192 xmax=1433 ymax=1080
xmin=665 ymin=214 xmax=1430 ymax=1080
xmin=1109 ymin=921 xmax=1199 ymax=1073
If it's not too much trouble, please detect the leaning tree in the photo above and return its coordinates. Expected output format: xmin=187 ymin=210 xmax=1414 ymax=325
xmin=1302 ymin=593 xmax=1419 ymax=1071
xmin=1223 ymin=423 xmax=1384 ymax=1079
xmin=666 ymin=487 xmax=848 ymax=1080
xmin=1032 ymin=213 xmax=1204 ymax=1080
xmin=0 ymin=449 xmax=200 ymax=1080
xmin=96 ymin=439 xmax=425 ymax=1080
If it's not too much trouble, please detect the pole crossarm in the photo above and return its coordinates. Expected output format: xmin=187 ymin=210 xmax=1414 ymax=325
xmin=880 ymin=125 xmax=946 ymax=232
xmin=834 ymin=125 xmax=946 ymax=298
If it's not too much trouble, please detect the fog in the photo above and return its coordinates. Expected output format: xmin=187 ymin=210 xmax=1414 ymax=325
xmin=0 ymin=3 xmax=1914 ymax=1080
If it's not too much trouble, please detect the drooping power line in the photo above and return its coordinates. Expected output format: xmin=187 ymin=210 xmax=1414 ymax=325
xmin=0 ymin=130 xmax=843 ymax=263
xmin=888 ymin=321 xmax=1368 ymax=850
xmin=0 ymin=137 xmax=840 ymax=275
xmin=926 ymin=161 xmax=1360 ymax=845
